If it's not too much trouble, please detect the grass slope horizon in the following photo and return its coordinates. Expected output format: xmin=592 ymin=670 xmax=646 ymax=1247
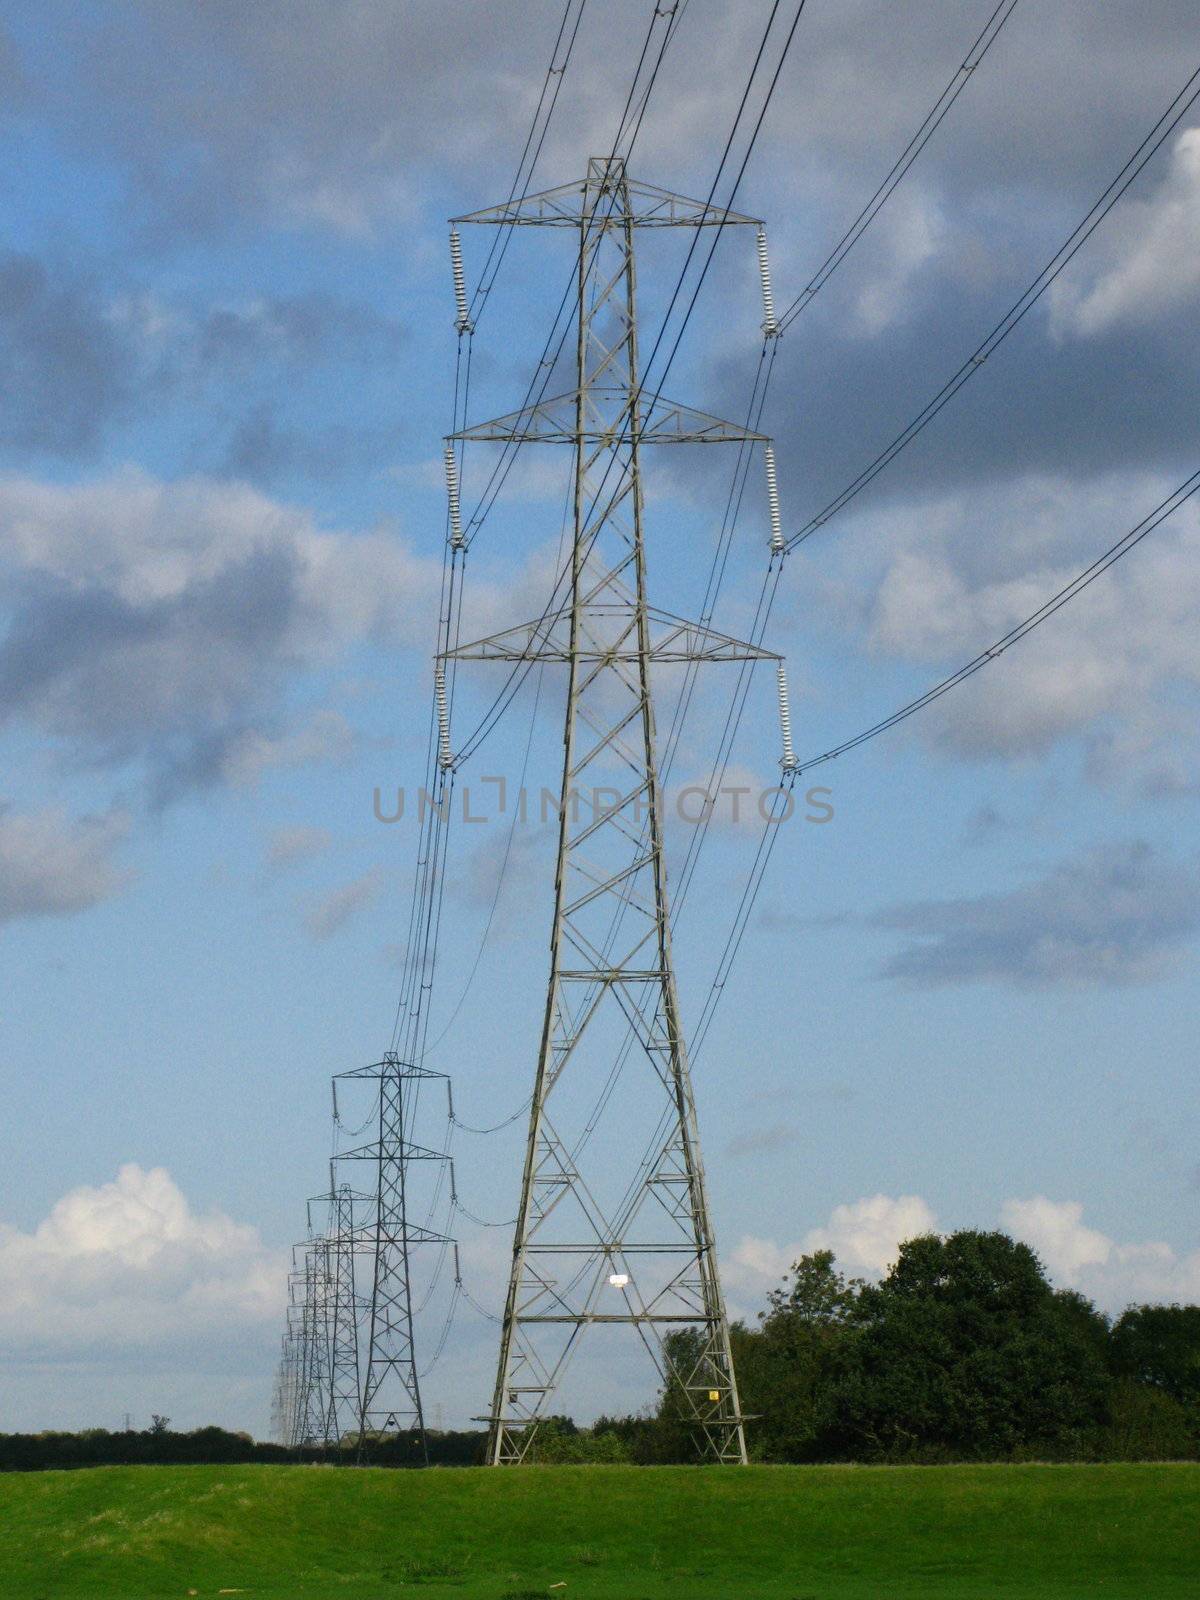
xmin=1 ymin=1461 xmax=1197 ymax=1599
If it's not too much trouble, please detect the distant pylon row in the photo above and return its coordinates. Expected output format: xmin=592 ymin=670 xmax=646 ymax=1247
xmin=271 ymin=1054 xmax=457 ymax=1459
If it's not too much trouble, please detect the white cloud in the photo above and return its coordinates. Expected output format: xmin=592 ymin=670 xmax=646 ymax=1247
xmin=220 ymin=710 xmax=358 ymax=787
xmin=839 ymin=469 xmax=1200 ymax=786
xmin=1050 ymin=127 xmax=1200 ymax=337
xmin=725 ymin=1191 xmax=1200 ymax=1321
xmin=0 ymin=468 xmax=432 ymax=642
xmin=804 ymin=1193 xmax=940 ymax=1276
xmin=851 ymin=185 xmax=947 ymax=336
xmin=0 ymin=1165 xmax=284 ymax=1358
xmin=0 ymin=804 xmax=131 ymax=924
xmin=1002 ymin=1195 xmax=1200 ymax=1312
xmin=724 ymin=1192 xmax=938 ymax=1305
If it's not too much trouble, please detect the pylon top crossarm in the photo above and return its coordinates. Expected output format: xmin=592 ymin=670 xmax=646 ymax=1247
xmin=307 ymin=1187 xmax=374 ymax=1207
xmin=333 ymin=1055 xmax=449 ymax=1083
xmin=452 ymin=158 xmax=763 ymax=229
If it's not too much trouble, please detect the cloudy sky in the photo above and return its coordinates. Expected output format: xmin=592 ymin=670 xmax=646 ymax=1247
xmin=1 ymin=0 xmax=1199 ymax=1435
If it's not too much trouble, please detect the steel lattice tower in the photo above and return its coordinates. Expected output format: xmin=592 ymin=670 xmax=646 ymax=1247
xmin=300 ymin=1175 xmax=369 ymax=1447
xmin=335 ymin=1054 xmax=454 ymax=1459
xmin=448 ymin=158 xmax=781 ymax=1464
xmin=294 ymin=1240 xmax=335 ymax=1448
xmin=323 ymin=1181 xmax=364 ymax=1444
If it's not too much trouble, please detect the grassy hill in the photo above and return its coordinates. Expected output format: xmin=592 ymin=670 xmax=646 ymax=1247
xmin=0 ymin=1461 xmax=1196 ymax=1599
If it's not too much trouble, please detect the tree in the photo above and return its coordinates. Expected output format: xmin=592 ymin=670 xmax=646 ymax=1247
xmin=829 ymin=1231 xmax=1111 ymax=1461
xmin=1110 ymin=1305 xmax=1200 ymax=1416
xmin=738 ymin=1251 xmax=862 ymax=1461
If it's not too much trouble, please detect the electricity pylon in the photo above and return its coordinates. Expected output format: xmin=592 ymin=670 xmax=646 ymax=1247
xmin=302 ymin=1175 xmax=368 ymax=1447
xmin=290 ymin=1239 xmax=335 ymax=1448
xmin=447 ymin=157 xmax=784 ymax=1464
xmin=334 ymin=1054 xmax=455 ymax=1460
xmin=323 ymin=1181 xmax=364 ymax=1445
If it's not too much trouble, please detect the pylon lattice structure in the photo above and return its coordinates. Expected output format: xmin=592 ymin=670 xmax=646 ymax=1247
xmin=450 ymin=158 xmax=781 ymax=1465
xmin=322 ymin=1181 xmax=365 ymax=1444
xmin=334 ymin=1054 xmax=455 ymax=1458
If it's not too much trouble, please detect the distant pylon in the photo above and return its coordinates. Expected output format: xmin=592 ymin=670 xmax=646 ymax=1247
xmin=450 ymin=158 xmax=784 ymax=1464
xmin=297 ymin=1174 xmax=370 ymax=1449
xmin=324 ymin=1181 xmax=364 ymax=1445
xmin=284 ymin=1265 xmax=308 ymax=1448
xmin=334 ymin=1054 xmax=455 ymax=1461
xmin=293 ymin=1240 xmax=335 ymax=1448
xmin=271 ymin=1328 xmax=298 ymax=1446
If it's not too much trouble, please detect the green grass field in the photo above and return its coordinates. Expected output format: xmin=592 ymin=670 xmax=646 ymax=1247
xmin=0 ymin=1462 xmax=1195 ymax=1600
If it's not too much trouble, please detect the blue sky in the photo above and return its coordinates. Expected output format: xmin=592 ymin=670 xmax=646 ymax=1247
xmin=1 ymin=0 xmax=1199 ymax=1437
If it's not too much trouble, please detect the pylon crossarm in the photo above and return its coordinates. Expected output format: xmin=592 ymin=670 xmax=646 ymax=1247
xmin=452 ymin=171 xmax=761 ymax=230
xmin=443 ymin=605 xmax=778 ymax=664
xmin=334 ymin=1057 xmax=447 ymax=1082
xmin=450 ymin=387 xmax=769 ymax=445
xmin=335 ymin=1141 xmax=448 ymax=1165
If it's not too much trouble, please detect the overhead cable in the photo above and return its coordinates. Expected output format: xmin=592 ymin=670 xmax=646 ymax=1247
xmin=776 ymin=0 xmax=1022 ymax=331
xmin=790 ymin=465 xmax=1200 ymax=774
xmin=785 ymin=59 xmax=1200 ymax=552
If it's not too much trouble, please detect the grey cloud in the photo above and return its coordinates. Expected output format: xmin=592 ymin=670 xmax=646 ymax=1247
xmin=0 ymin=254 xmax=135 ymax=456
xmin=218 ymin=410 xmax=399 ymax=487
xmin=876 ymin=840 xmax=1200 ymax=988
xmin=195 ymin=294 xmax=405 ymax=370
xmin=267 ymin=825 xmax=333 ymax=870
xmin=725 ymin=1124 xmax=801 ymax=1158
xmin=11 ymin=2 xmax=1199 ymax=504
xmin=30 ymin=1 xmax=1198 ymax=238
xmin=0 ymin=24 xmax=23 ymax=109
xmin=41 ymin=0 xmax=557 ymax=238
xmin=147 ymin=711 xmax=358 ymax=810
xmin=304 ymin=868 xmax=381 ymax=940
xmin=834 ymin=468 xmax=1200 ymax=786
xmin=0 ymin=472 xmax=438 ymax=800
xmin=0 ymin=544 xmax=299 ymax=758
xmin=0 ymin=804 xmax=131 ymax=924
xmin=0 ymin=251 xmax=406 ymax=467
xmin=725 ymin=235 xmax=1200 ymax=534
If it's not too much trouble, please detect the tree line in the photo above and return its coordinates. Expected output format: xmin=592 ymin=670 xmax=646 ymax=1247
xmin=3 ymin=1230 xmax=1196 ymax=1470
xmin=540 ymin=1231 xmax=1200 ymax=1464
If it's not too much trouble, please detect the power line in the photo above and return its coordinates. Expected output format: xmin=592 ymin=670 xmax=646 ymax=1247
xmin=790 ymin=465 xmax=1200 ymax=774
xmin=391 ymin=0 xmax=692 ymax=1054
xmin=459 ymin=0 xmax=694 ymax=551
xmin=467 ymin=0 xmax=590 ymax=329
xmin=784 ymin=58 xmax=1200 ymax=553
xmin=777 ymin=0 xmax=1022 ymax=332
xmin=452 ymin=0 xmax=805 ymax=768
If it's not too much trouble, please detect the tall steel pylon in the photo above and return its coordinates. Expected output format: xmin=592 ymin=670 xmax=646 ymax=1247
xmin=447 ymin=158 xmax=782 ymax=1464
xmin=334 ymin=1054 xmax=455 ymax=1460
